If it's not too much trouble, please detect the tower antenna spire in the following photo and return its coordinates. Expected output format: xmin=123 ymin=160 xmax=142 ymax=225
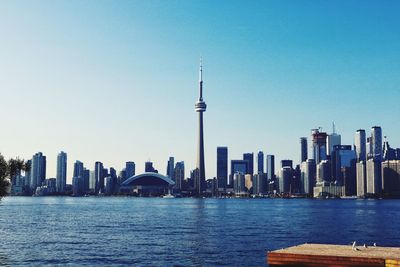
xmin=199 ymin=57 xmax=203 ymax=101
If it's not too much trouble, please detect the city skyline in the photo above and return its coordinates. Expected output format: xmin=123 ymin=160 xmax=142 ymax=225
xmin=1 ymin=1 xmax=400 ymax=181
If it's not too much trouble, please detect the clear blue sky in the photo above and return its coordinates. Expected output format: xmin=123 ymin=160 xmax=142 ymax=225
xmin=1 ymin=0 xmax=399 ymax=182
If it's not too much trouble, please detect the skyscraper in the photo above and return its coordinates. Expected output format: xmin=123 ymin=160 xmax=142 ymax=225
xmin=31 ymin=152 xmax=46 ymax=190
xmin=327 ymin=123 xmax=341 ymax=156
xmin=174 ymin=161 xmax=185 ymax=191
xmin=355 ymin=129 xmax=366 ymax=162
xmin=311 ymin=128 xmax=327 ymax=164
xmin=300 ymin=159 xmax=316 ymax=195
xmin=195 ymin=60 xmax=207 ymax=196
xmin=371 ymin=126 xmax=382 ymax=161
xmin=166 ymin=157 xmax=175 ymax=180
xmin=243 ymin=153 xmax=254 ymax=175
xmin=125 ymin=162 xmax=135 ymax=179
xmin=266 ymin=155 xmax=275 ymax=181
xmin=56 ymin=151 xmax=67 ymax=193
xmin=217 ymin=147 xmax=228 ymax=189
xmin=145 ymin=161 xmax=158 ymax=173
xmin=257 ymin=151 xmax=264 ymax=174
xmin=95 ymin=161 xmax=104 ymax=194
xmin=300 ymin=137 xmax=308 ymax=163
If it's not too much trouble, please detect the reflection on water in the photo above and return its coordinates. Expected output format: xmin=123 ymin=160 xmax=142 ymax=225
xmin=0 ymin=197 xmax=400 ymax=266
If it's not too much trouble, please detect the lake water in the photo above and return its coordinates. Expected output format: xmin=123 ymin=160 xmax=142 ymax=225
xmin=0 ymin=197 xmax=399 ymax=266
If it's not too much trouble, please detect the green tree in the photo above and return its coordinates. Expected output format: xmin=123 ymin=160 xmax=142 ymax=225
xmin=0 ymin=154 xmax=31 ymax=199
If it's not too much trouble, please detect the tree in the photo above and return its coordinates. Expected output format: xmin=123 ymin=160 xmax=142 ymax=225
xmin=0 ymin=154 xmax=31 ymax=199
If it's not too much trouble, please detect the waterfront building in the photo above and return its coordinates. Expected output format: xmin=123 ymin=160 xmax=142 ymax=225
xmin=371 ymin=126 xmax=382 ymax=161
xmin=125 ymin=162 xmax=135 ymax=179
xmin=316 ymin=160 xmax=331 ymax=183
xmin=95 ymin=161 xmax=104 ymax=194
xmin=73 ymin=161 xmax=84 ymax=179
xmin=355 ymin=129 xmax=366 ymax=162
xmin=257 ymin=151 xmax=264 ymax=174
xmin=245 ymin=174 xmax=253 ymax=193
xmin=278 ymin=166 xmax=292 ymax=193
xmin=56 ymin=151 xmax=67 ymax=193
xmin=194 ymin=59 xmax=207 ymax=196
xmin=72 ymin=176 xmax=82 ymax=196
xmin=174 ymin=161 xmax=185 ymax=191
xmin=300 ymin=159 xmax=316 ymax=195
xmin=300 ymin=137 xmax=308 ymax=163
xmin=25 ymin=159 xmax=32 ymax=189
xmin=233 ymin=172 xmax=246 ymax=195
xmin=89 ymin=170 xmax=96 ymax=193
xmin=166 ymin=157 xmax=175 ymax=181
xmin=366 ymin=159 xmax=382 ymax=195
xmin=313 ymin=183 xmax=345 ymax=198
xmin=83 ymin=169 xmax=90 ymax=193
xmin=310 ymin=128 xmax=327 ymax=164
xmin=120 ymin=172 xmax=175 ymax=196
xmin=382 ymin=160 xmax=400 ymax=197
xmin=30 ymin=152 xmax=46 ymax=190
xmin=356 ymin=161 xmax=367 ymax=197
xmin=105 ymin=176 xmax=114 ymax=195
xmin=252 ymin=173 xmax=266 ymax=195
xmin=266 ymin=154 xmax=275 ymax=182
xmin=243 ymin=153 xmax=254 ymax=175
xmin=217 ymin=147 xmax=228 ymax=189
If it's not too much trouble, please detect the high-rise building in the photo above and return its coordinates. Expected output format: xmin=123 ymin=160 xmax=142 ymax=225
xmin=194 ymin=59 xmax=207 ymax=196
xmin=95 ymin=161 xmax=104 ymax=194
xmin=300 ymin=137 xmax=308 ymax=163
xmin=174 ymin=161 xmax=185 ymax=191
xmin=24 ymin=159 xmax=32 ymax=188
xmin=252 ymin=173 xmax=266 ymax=195
xmin=145 ymin=161 xmax=158 ymax=173
xmin=355 ymin=129 xmax=366 ymax=162
xmin=383 ymin=137 xmax=396 ymax=161
xmin=89 ymin=170 xmax=96 ymax=193
xmin=257 ymin=151 xmax=264 ymax=174
xmin=371 ymin=126 xmax=382 ymax=161
xmin=316 ymin=160 xmax=331 ymax=183
xmin=73 ymin=161 xmax=84 ymax=179
xmin=331 ymin=145 xmax=356 ymax=184
xmin=125 ymin=162 xmax=135 ymax=179
xmin=281 ymin=160 xmax=293 ymax=169
xmin=82 ymin=168 xmax=90 ymax=193
xmin=31 ymin=152 xmax=46 ymax=190
xmin=233 ymin=172 xmax=246 ymax=194
xmin=327 ymin=124 xmax=341 ymax=156
xmin=278 ymin=166 xmax=292 ymax=193
xmin=217 ymin=147 xmax=228 ymax=189
xmin=56 ymin=151 xmax=67 ymax=193
xmin=266 ymin=155 xmax=275 ymax=182
xmin=300 ymin=159 xmax=316 ymax=195
xmin=366 ymin=137 xmax=372 ymax=159
xmin=366 ymin=159 xmax=382 ymax=195
xmin=356 ymin=161 xmax=367 ymax=197
xmin=243 ymin=153 xmax=254 ymax=175
xmin=382 ymin=160 xmax=400 ymax=197
xmin=311 ymin=128 xmax=327 ymax=164
xmin=166 ymin=157 xmax=175 ymax=181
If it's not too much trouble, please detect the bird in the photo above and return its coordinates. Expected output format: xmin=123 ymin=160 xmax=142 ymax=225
xmin=352 ymin=241 xmax=356 ymax=249
xmin=363 ymin=244 xmax=368 ymax=249
xmin=373 ymin=243 xmax=377 ymax=247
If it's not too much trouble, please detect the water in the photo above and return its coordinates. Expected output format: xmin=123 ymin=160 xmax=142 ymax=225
xmin=0 ymin=197 xmax=399 ymax=266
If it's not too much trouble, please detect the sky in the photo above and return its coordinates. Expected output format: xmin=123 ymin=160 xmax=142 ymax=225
xmin=0 ymin=0 xmax=399 ymax=182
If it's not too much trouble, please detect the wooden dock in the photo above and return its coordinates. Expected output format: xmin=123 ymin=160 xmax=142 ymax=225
xmin=267 ymin=243 xmax=400 ymax=267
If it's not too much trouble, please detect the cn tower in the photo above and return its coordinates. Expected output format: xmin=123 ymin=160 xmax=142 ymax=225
xmin=195 ymin=59 xmax=207 ymax=195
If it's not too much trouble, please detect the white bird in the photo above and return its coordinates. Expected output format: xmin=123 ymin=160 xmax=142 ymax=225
xmin=364 ymin=244 xmax=368 ymax=248
xmin=352 ymin=241 xmax=356 ymax=249
xmin=373 ymin=243 xmax=377 ymax=247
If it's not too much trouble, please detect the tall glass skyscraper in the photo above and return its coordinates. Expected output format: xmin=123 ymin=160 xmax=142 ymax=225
xmin=371 ymin=126 xmax=382 ymax=161
xmin=217 ymin=147 xmax=228 ymax=189
xmin=243 ymin=153 xmax=254 ymax=175
xmin=300 ymin=137 xmax=308 ymax=163
xmin=355 ymin=129 xmax=366 ymax=162
xmin=166 ymin=157 xmax=175 ymax=180
xmin=125 ymin=162 xmax=135 ymax=179
xmin=311 ymin=128 xmax=327 ymax=164
xmin=56 ymin=151 xmax=67 ymax=193
xmin=266 ymin=155 xmax=275 ymax=182
xmin=257 ymin=151 xmax=264 ymax=174
xmin=31 ymin=152 xmax=46 ymax=190
xmin=95 ymin=161 xmax=104 ymax=194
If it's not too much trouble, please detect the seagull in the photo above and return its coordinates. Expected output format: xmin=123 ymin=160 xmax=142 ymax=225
xmin=373 ymin=243 xmax=377 ymax=247
xmin=352 ymin=241 xmax=356 ymax=249
xmin=363 ymin=244 xmax=368 ymax=248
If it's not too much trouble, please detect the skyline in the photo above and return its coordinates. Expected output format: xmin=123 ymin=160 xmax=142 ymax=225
xmin=1 ymin=1 xmax=400 ymax=181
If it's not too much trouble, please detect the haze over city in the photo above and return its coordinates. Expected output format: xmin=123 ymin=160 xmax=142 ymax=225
xmin=1 ymin=0 xmax=399 ymax=182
